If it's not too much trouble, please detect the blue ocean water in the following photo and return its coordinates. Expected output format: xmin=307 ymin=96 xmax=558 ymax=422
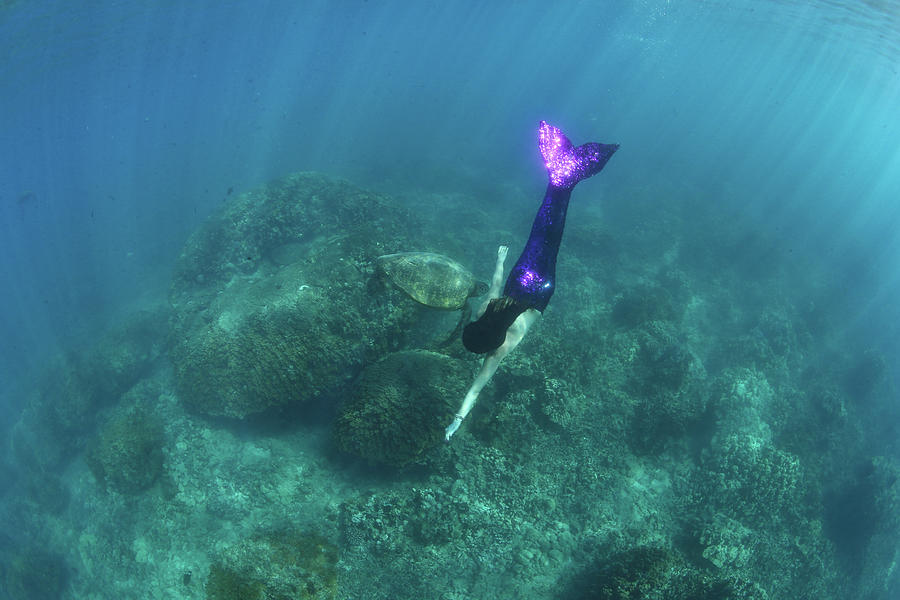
xmin=1 ymin=1 xmax=898 ymax=599
xmin=2 ymin=1 xmax=898 ymax=390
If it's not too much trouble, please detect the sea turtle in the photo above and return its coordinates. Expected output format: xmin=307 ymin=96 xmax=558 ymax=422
xmin=376 ymin=252 xmax=487 ymax=309
xmin=375 ymin=252 xmax=488 ymax=344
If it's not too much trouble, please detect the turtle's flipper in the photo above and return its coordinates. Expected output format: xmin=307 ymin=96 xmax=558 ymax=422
xmin=437 ymin=303 xmax=472 ymax=349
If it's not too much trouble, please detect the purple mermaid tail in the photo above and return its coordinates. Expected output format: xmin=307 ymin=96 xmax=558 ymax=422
xmin=538 ymin=120 xmax=619 ymax=189
xmin=503 ymin=122 xmax=619 ymax=312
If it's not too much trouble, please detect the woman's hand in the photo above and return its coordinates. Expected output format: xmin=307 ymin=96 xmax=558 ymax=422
xmin=444 ymin=414 xmax=464 ymax=441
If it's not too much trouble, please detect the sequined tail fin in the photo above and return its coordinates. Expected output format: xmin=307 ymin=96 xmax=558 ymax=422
xmin=538 ymin=121 xmax=619 ymax=189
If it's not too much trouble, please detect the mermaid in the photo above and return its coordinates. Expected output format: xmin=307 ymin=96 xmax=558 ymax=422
xmin=445 ymin=121 xmax=618 ymax=441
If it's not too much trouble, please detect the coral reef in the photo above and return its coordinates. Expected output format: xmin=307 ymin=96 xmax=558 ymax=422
xmin=562 ymin=545 xmax=768 ymax=600
xmin=334 ymin=350 xmax=469 ymax=466
xmin=168 ymin=172 xmax=429 ymax=419
xmin=824 ymin=456 xmax=900 ymax=590
xmin=4 ymin=173 xmax=896 ymax=600
xmin=611 ymin=283 xmax=680 ymax=328
xmin=674 ymin=366 xmax=841 ymax=598
xmin=338 ymin=480 xmax=583 ymax=599
xmin=702 ymin=432 xmax=803 ymax=524
xmin=171 ymin=287 xmax=360 ymax=418
xmin=205 ymin=564 xmax=262 ymax=600
xmin=627 ymin=321 xmax=707 ymax=454
xmin=205 ymin=529 xmax=338 ymax=600
xmin=9 ymin=306 xmax=169 ymax=471
xmin=85 ymin=407 xmax=165 ymax=494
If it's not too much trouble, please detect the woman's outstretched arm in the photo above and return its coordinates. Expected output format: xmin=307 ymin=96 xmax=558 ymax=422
xmin=445 ymin=308 xmax=540 ymax=441
xmin=476 ymin=245 xmax=509 ymax=319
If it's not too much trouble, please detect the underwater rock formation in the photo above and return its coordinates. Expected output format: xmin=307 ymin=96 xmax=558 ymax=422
xmin=678 ymin=367 xmax=841 ymax=598
xmin=338 ymin=479 xmax=584 ymax=599
xmin=10 ymin=306 xmax=169 ymax=471
xmin=170 ymin=282 xmax=361 ymax=419
xmin=85 ymin=407 xmax=165 ymax=494
xmin=562 ymin=545 xmax=768 ymax=600
xmin=627 ymin=320 xmax=707 ymax=454
xmin=205 ymin=529 xmax=338 ymax=600
xmin=611 ymin=283 xmax=680 ymax=328
xmin=824 ymin=456 xmax=900 ymax=594
xmin=334 ymin=350 xmax=469 ymax=466
xmin=168 ymin=172 xmax=428 ymax=419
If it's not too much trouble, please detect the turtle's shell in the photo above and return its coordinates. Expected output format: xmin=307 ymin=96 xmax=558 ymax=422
xmin=376 ymin=252 xmax=485 ymax=309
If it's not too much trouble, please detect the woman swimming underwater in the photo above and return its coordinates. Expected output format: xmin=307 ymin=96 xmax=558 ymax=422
xmin=445 ymin=121 xmax=618 ymax=441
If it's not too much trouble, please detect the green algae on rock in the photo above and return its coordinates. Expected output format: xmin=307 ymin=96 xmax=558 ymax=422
xmin=205 ymin=530 xmax=338 ymax=600
xmin=171 ymin=286 xmax=358 ymax=419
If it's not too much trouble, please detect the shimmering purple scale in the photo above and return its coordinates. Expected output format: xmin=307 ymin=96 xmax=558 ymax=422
xmin=539 ymin=121 xmax=617 ymax=189
xmin=503 ymin=122 xmax=618 ymax=312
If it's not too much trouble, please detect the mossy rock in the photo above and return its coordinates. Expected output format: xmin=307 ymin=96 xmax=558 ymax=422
xmin=171 ymin=286 xmax=358 ymax=418
xmin=334 ymin=350 xmax=469 ymax=466
xmin=85 ymin=408 xmax=164 ymax=494
xmin=169 ymin=172 xmax=427 ymax=420
xmin=206 ymin=530 xmax=338 ymax=600
xmin=206 ymin=564 xmax=263 ymax=600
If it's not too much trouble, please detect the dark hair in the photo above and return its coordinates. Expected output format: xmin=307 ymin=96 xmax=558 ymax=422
xmin=462 ymin=297 xmax=526 ymax=354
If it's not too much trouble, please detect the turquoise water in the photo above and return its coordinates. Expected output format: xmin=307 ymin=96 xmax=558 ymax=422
xmin=1 ymin=2 xmax=898 ymax=599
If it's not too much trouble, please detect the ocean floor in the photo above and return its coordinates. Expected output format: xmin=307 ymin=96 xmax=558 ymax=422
xmin=2 ymin=171 xmax=898 ymax=600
